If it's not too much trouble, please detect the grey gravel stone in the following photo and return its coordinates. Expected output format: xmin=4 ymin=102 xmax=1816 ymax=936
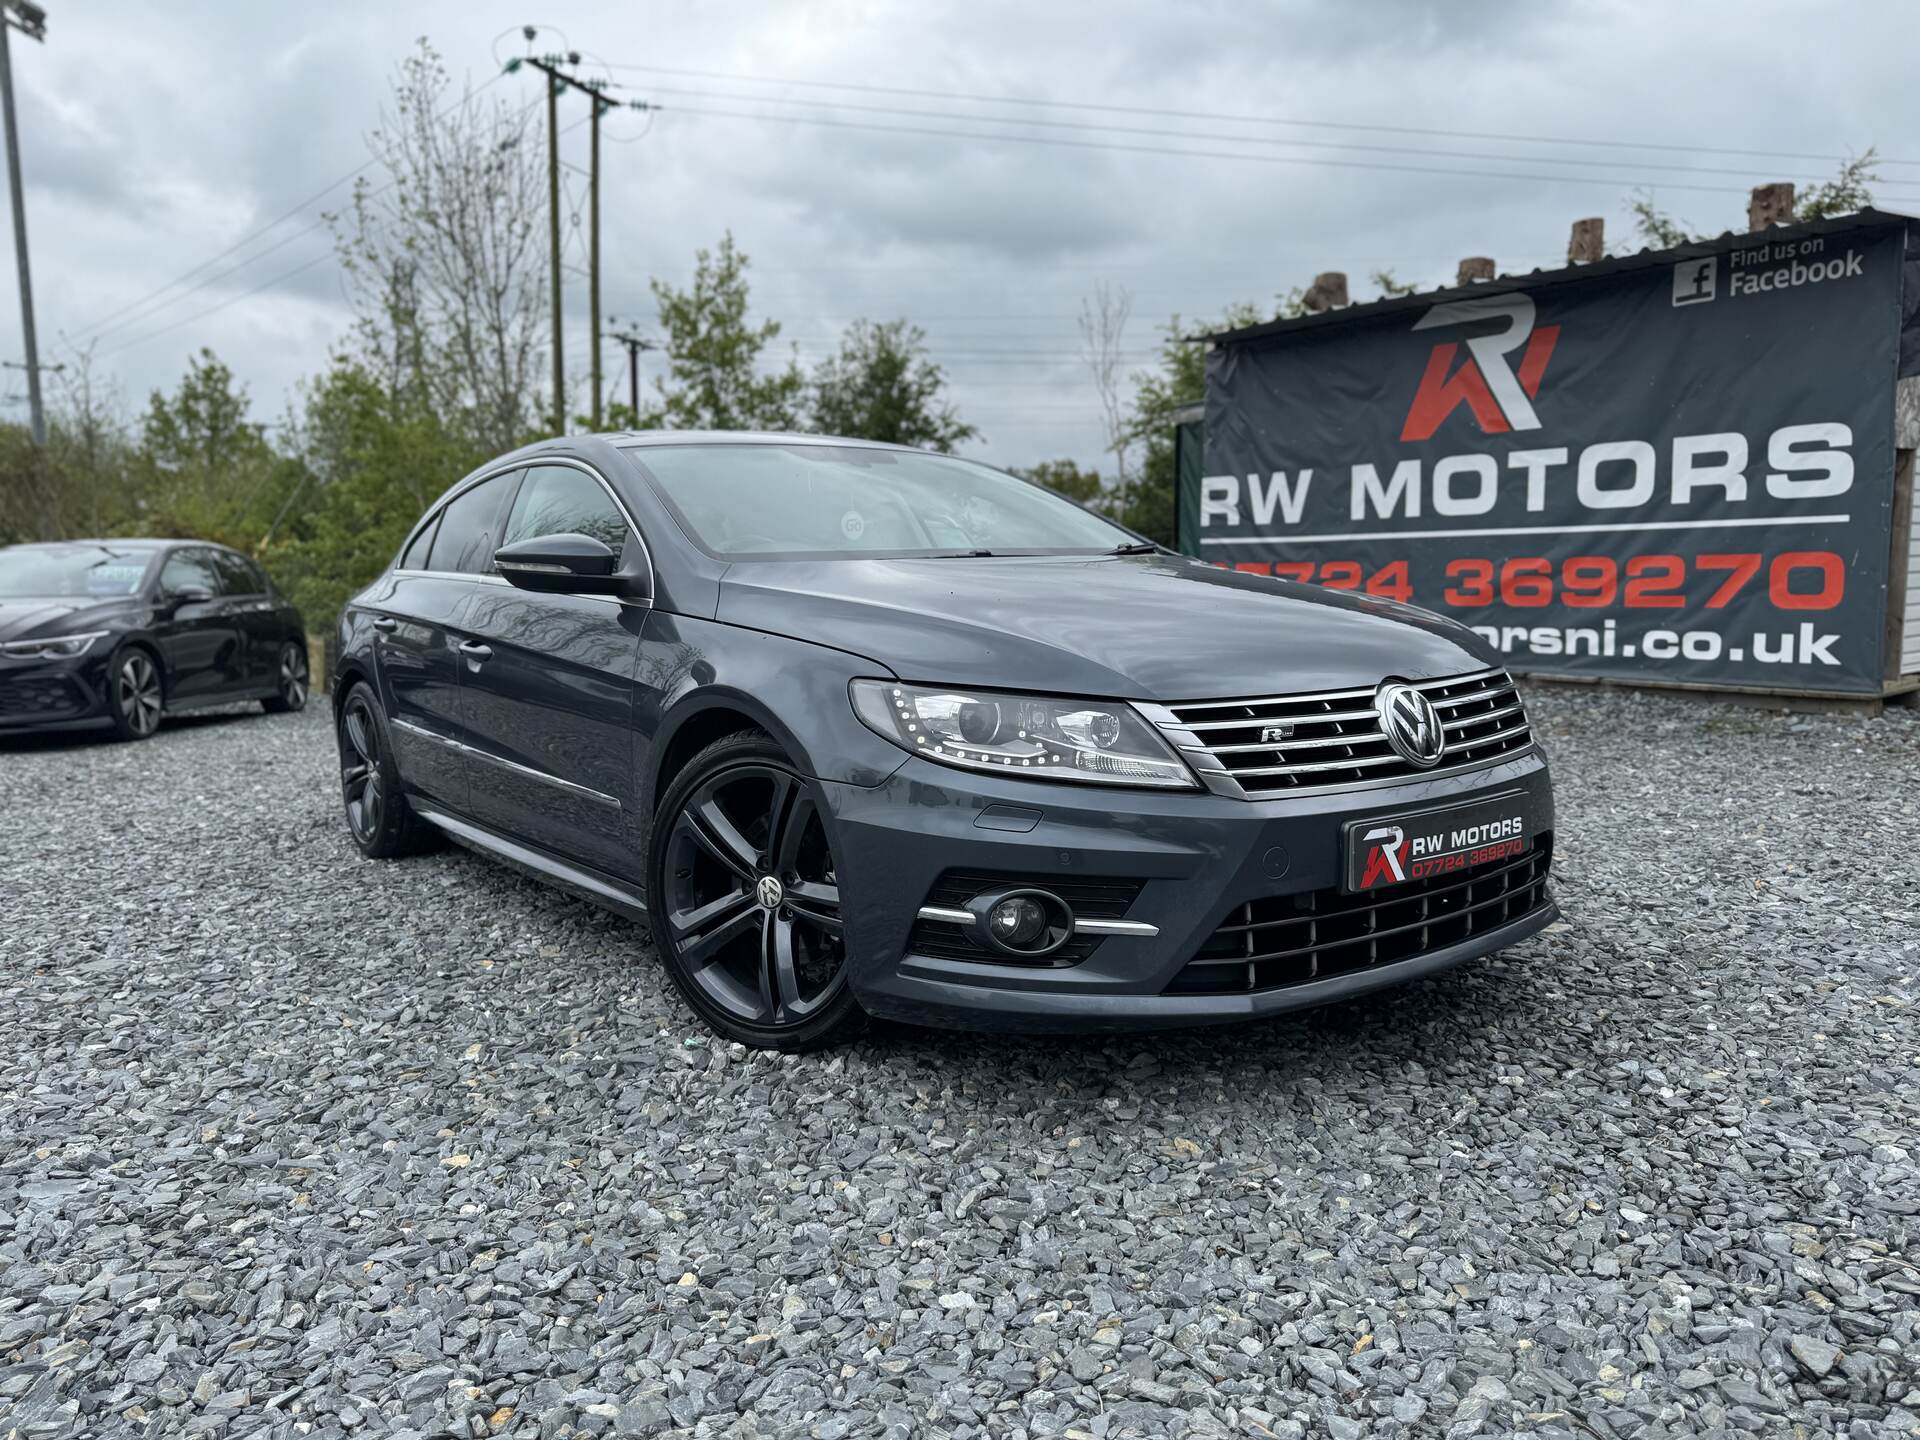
xmin=1 ymin=687 xmax=1917 ymax=1439
xmin=1788 ymin=1333 xmax=1842 ymax=1379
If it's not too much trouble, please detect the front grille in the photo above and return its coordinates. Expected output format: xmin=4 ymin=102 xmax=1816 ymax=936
xmin=0 ymin=674 xmax=84 ymax=719
xmin=907 ymin=869 xmax=1145 ymax=967
xmin=1150 ymin=668 xmax=1533 ymax=797
xmin=1165 ymin=835 xmax=1552 ymax=996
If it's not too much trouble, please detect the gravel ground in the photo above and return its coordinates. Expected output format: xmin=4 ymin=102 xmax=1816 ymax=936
xmin=1 ymin=686 xmax=1917 ymax=1440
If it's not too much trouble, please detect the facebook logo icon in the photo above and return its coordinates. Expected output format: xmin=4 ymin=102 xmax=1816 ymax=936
xmin=1671 ymin=257 xmax=1717 ymax=307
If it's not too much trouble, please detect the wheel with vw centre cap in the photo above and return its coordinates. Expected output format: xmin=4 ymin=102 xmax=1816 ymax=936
xmin=648 ymin=729 xmax=865 ymax=1052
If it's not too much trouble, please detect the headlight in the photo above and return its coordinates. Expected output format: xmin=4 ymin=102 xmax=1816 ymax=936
xmin=0 ymin=630 xmax=107 ymax=660
xmin=851 ymin=679 xmax=1197 ymax=789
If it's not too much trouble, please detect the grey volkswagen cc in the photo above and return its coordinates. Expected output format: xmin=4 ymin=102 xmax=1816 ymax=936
xmin=333 ymin=432 xmax=1555 ymax=1050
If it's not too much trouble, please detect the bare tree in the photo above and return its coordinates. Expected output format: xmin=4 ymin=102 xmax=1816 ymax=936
xmin=1078 ymin=280 xmax=1134 ymax=486
xmin=334 ymin=41 xmax=549 ymax=452
xmin=50 ymin=345 xmax=132 ymax=536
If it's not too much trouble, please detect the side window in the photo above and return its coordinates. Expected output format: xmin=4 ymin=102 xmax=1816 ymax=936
xmin=427 ymin=473 xmax=516 ymax=575
xmin=158 ymin=548 xmax=222 ymax=597
xmin=399 ymin=514 xmax=438 ymax=571
xmin=500 ymin=465 xmax=631 ymax=554
xmin=209 ymin=551 xmax=258 ymax=596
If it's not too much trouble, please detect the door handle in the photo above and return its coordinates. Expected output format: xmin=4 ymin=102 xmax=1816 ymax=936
xmin=372 ymin=617 xmax=398 ymax=633
xmin=458 ymin=641 xmax=493 ymax=663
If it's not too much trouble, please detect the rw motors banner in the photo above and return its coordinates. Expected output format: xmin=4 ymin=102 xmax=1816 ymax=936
xmin=1195 ymin=220 xmax=1908 ymax=695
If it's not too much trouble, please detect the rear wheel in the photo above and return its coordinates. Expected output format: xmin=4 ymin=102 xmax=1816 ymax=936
xmin=336 ymin=682 xmax=436 ymax=858
xmin=648 ymin=730 xmax=864 ymax=1051
xmin=263 ymin=642 xmax=309 ymax=713
xmin=108 ymin=648 xmax=163 ymax=741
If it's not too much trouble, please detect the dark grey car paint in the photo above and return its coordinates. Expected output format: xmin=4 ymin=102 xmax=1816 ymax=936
xmin=716 ymin=553 xmax=1493 ymax=698
xmin=336 ymin=432 xmax=1554 ymax=1033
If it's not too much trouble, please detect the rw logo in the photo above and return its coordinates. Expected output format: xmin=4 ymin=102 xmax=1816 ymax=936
xmin=1399 ymin=294 xmax=1560 ymax=443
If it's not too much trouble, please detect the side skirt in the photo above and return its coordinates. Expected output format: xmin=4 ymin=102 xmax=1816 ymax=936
xmin=412 ymin=804 xmax=652 ymax=927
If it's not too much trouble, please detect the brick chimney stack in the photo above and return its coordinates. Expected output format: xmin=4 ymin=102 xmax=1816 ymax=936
xmin=1456 ymin=256 xmax=1495 ymax=284
xmin=1568 ymin=217 xmax=1605 ymax=264
xmin=1748 ymin=182 xmax=1796 ymax=231
xmin=1301 ymin=271 xmax=1348 ymax=312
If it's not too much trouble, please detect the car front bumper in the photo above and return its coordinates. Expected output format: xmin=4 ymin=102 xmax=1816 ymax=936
xmin=824 ymin=747 xmax=1556 ymax=1033
xmin=0 ymin=652 xmax=113 ymax=731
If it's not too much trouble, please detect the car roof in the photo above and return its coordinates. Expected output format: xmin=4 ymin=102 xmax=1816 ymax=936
xmin=3 ymin=538 xmax=240 ymax=552
xmin=607 ymin=430 xmax=915 ymax=452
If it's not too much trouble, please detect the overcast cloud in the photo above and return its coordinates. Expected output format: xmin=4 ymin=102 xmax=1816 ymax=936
xmin=2 ymin=0 xmax=1914 ymax=469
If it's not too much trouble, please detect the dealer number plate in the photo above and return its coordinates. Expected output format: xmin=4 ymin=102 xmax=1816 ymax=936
xmin=1343 ymin=792 xmax=1534 ymax=894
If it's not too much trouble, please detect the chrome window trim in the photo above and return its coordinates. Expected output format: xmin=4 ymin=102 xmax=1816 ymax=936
xmin=390 ymin=456 xmax=655 ymax=606
xmin=390 ymin=716 xmax=623 ymax=810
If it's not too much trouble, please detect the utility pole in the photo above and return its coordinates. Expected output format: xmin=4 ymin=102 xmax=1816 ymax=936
xmin=0 ymin=0 xmax=47 ymax=448
xmin=544 ymin=66 xmax=562 ymax=431
xmin=606 ymin=328 xmax=658 ymax=423
xmin=589 ymin=88 xmax=605 ymax=429
xmin=507 ymin=44 xmax=660 ymax=433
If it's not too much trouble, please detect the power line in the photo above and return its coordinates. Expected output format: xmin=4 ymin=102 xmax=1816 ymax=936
xmin=630 ymin=83 xmax=1903 ymax=187
xmin=603 ymin=60 xmax=1920 ymax=170
xmin=647 ymin=101 xmax=1920 ymax=202
xmin=96 ymin=250 xmax=335 ymax=359
xmin=66 ymin=70 xmax=510 ymax=347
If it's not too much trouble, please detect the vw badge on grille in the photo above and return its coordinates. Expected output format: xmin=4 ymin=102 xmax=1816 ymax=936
xmin=1375 ymin=680 xmax=1444 ymax=767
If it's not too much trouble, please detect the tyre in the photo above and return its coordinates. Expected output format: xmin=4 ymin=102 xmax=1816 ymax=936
xmin=648 ymin=729 xmax=865 ymax=1051
xmin=263 ymin=642 xmax=309 ymax=713
xmin=336 ymin=682 xmax=437 ymax=859
xmin=108 ymin=647 xmax=164 ymax=741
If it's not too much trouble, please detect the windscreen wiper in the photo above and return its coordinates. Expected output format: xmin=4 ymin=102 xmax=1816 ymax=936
xmin=1108 ymin=541 xmax=1159 ymax=555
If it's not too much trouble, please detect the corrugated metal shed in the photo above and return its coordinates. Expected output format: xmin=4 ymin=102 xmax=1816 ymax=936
xmin=1201 ymin=206 xmax=1919 ymax=348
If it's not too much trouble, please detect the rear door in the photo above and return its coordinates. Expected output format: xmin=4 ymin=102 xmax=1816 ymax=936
xmin=208 ymin=549 xmax=276 ymax=691
xmin=458 ymin=462 xmax=645 ymax=874
xmin=376 ymin=472 xmax=520 ymax=812
xmin=153 ymin=547 xmax=246 ymax=706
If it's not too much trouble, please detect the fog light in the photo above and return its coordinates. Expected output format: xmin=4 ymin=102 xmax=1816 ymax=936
xmin=988 ymin=895 xmax=1047 ymax=949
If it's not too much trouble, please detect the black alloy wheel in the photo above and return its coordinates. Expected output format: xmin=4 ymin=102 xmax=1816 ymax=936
xmin=111 ymin=649 xmax=163 ymax=741
xmin=264 ymin=642 xmax=309 ymax=713
xmin=650 ymin=731 xmax=864 ymax=1051
xmin=337 ymin=683 xmax=435 ymax=859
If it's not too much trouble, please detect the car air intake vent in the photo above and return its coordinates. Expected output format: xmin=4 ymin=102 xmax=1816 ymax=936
xmin=908 ymin=869 xmax=1145 ymax=968
xmin=0 ymin=675 xmax=82 ymax=718
xmin=1147 ymin=668 xmax=1533 ymax=797
xmin=1165 ymin=836 xmax=1551 ymax=996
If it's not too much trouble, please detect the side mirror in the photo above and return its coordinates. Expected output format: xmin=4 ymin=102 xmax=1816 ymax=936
xmin=494 ymin=533 xmax=644 ymax=598
xmin=166 ymin=583 xmax=215 ymax=610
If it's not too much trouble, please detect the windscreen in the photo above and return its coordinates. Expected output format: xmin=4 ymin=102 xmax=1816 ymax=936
xmin=0 ymin=545 xmax=152 ymax=598
xmin=629 ymin=443 xmax=1134 ymax=558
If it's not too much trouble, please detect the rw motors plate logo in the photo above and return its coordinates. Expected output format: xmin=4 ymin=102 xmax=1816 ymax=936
xmin=1345 ymin=794 xmax=1534 ymax=893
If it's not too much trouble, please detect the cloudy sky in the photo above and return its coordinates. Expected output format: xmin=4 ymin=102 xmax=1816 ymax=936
xmin=3 ymin=0 xmax=1914 ymax=470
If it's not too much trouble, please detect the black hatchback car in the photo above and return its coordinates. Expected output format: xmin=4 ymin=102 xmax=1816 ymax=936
xmin=333 ymin=433 xmax=1556 ymax=1050
xmin=0 ymin=539 xmax=309 ymax=740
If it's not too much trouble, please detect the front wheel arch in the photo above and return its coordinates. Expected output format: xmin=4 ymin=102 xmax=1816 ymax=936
xmin=647 ymin=688 xmax=824 ymax=814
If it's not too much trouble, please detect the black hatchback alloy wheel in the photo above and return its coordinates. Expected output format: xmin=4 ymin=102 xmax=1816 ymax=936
xmin=113 ymin=650 xmax=162 ymax=740
xmin=652 ymin=733 xmax=862 ymax=1050
xmin=266 ymin=642 xmax=309 ymax=713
